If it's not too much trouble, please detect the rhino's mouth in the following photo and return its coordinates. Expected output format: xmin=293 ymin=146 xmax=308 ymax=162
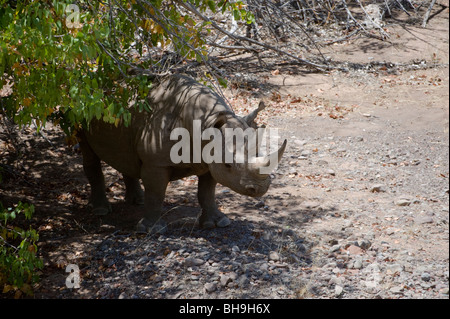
xmin=242 ymin=178 xmax=271 ymax=198
xmin=245 ymin=184 xmax=266 ymax=197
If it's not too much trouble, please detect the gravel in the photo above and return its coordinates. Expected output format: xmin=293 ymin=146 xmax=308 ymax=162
xmin=4 ymin=45 xmax=447 ymax=300
xmin=51 ymin=113 xmax=447 ymax=299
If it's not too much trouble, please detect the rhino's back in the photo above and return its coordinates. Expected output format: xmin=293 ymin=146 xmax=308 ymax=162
xmin=83 ymin=74 xmax=234 ymax=178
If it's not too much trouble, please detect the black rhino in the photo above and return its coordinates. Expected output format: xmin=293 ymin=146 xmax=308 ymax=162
xmin=79 ymin=74 xmax=287 ymax=233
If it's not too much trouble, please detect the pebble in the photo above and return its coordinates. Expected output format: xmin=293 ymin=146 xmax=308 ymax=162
xmin=357 ymin=239 xmax=372 ymax=250
xmin=330 ymin=244 xmax=341 ymax=253
xmin=334 ymin=285 xmax=344 ymax=297
xmin=300 ymin=201 xmax=321 ymax=210
xmin=353 ymin=259 xmax=363 ymax=269
xmin=301 ymin=150 xmax=312 ymax=157
xmin=317 ymin=159 xmax=329 ymax=166
xmin=269 ymin=251 xmax=281 ymax=261
xmin=237 ymin=274 xmax=250 ymax=287
xmin=386 ymin=264 xmax=404 ymax=275
xmin=414 ymin=216 xmax=434 ymax=225
xmin=204 ymin=282 xmax=217 ymax=293
xmin=395 ymin=199 xmax=411 ymax=206
xmin=346 ymin=245 xmax=364 ymax=255
xmin=421 ymin=272 xmax=432 ymax=282
xmin=389 ymin=286 xmax=403 ymax=294
xmin=439 ymin=288 xmax=449 ymax=295
xmin=220 ymin=275 xmax=232 ymax=287
xmin=13 ymin=67 xmax=450 ymax=301
xmin=294 ymin=140 xmax=307 ymax=146
xmin=184 ymin=258 xmax=205 ymax=267
xmin=370 ymin=184 xmax=386 ymax=193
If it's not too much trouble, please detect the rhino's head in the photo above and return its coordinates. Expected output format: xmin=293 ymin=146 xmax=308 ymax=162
xmin=207 ymin=102 xmax=287 ymax=198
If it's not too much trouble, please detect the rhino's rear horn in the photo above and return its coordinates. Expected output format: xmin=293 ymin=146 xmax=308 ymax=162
xmin=279 ymin=139 xmax=287 ymax=162
xmin=266 ymin=139 xmax=287 ymax=167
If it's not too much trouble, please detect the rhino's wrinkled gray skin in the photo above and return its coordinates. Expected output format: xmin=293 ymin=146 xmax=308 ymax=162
xmin=79 ymin=74 xmax=287 ymax=233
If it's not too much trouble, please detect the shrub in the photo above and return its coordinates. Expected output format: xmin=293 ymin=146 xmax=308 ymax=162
xmin=0 ymin=200 xmax=43 ymax=298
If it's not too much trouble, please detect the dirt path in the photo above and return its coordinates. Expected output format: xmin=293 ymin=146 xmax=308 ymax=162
xmin=0 ymin=11 xmax=448 ymax=299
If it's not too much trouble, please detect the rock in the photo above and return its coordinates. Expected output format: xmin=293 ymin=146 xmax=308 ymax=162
xmin=103 ymin=256 xmax=115 ymax=267
xmin=389 ymin=286 xmax=403 ymax=294
xmin=301 ymin=150 xmax=311 ymax=157
xmin=254 ymin=201 xmax=265 ymax=208
xmin=330 ymin=244 xmax=341 ymax=253
xmin=395 ymin=199 xmax=411 ymax=206
xmin=229 ymin=272 xmax=238 ymax=281
xmin=300 ymin=201 xmax=321 ymax=210
xmin=269 ymin=251 xmax=281 ymax=261
xmin=370 ymin=184 xmax=386 ymax=193
xmin=353 ymin=259 xmax=363 ymax=269
xmin=137 ymin=256 xmax=150 ymax=265
xmin=204 ymin=282 xmax=217 ymax=293
xmin=346 ymin=245 xmax=364 ymax=255
xmin=232 ymin=245 xmax=240 ymax=252
xmin=439 ymin=288 xmax=449 ymax=295
xmin=421 ymin=272 xmax=431 ymax=282
xmin=329 ymin=276 xmax=343 ymax=286
xmin=294 ymin=140 xmax=307 ymax=146
xmin=153 ymin=274 xmax=163 ymax=283
xmin=184 ymin=257 xmax=205 ymax=267
xmin=415 ymin=216 xmax=434 ymax=225
xmin=118 ymin=292 xmax=128 ymax=299
xmin=386 ymin=264 xmax=404 ymax=275
xmin=326 ymin=169 xmax=336 ymax=176
xmin=220 ymin=274 xmax=232 ymax=287
xmin=334 ymin=285 xmax=344 ymax=297
xmin=357 ymin=239 xmax=372 ymax=250
xmin=260 ymin=263 xmax=269 ymax=272
xmin=317 ymin=159 xmax=329 ymax=166
xmin=237 ymin=274 xmax=250 ymax=287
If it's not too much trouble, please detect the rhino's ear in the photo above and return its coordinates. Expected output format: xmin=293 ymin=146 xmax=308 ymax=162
xmin=244 ymin=101 xmax=266 ymax=126
xmin=206 ymin=111 xmax=229 ymax=129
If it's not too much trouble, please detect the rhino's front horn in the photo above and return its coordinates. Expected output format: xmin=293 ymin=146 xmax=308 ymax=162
xmin=251 ymin=139 xmax=287 ymax=173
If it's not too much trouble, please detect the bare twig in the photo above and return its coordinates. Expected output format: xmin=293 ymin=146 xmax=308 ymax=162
xmin=175 ymin=0 xmax=333 ymax=71
xmin=422 ymin=0 xmax=437 ymax=28
xmin=355 ymin=0 xmax=390 ymax=39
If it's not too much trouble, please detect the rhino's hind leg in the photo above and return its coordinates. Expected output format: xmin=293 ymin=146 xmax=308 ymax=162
xmin=123 ymin=175 xmax=145 ymax=206
xmin=198 ymin=172 xmax=231 ymax=229
xmin=136 ymin=167 xmax=170 ymax=234
xmin=79 ymin=134 xmax=111 ymax=216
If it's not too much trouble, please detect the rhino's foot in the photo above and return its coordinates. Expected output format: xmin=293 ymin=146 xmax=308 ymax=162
xmin=124 ymin=176 xmax=145 ymax=206
xmin=125 ymin=192 xmax=145 ymax=206
xmin=88 ymin=202 xmax=112 ymax=216
xmin=136 ymin=218 xmax=167 ymax=234
xmin=200 ymin=210 xmax=231 ymax=229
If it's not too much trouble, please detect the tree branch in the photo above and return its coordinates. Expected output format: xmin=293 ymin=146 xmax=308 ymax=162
xmin=175 ymin=0 xmax=334 ymax=71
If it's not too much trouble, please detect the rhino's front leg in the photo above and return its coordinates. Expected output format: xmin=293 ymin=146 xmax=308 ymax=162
xmin=198 ymin=172 xmax=231 ymax=229
xmin=136 ymin=166 xmax=169 ymax=234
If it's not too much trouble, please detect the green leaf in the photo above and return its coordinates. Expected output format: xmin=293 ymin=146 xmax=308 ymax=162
xmin=218 ymin=76 xmax=228 ymax=88
xmin=207 ymin=0 xmax=216 ymax=12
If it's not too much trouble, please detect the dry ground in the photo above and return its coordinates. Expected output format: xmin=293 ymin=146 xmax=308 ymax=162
xmin=0 ymin=7 xmax=448 ymax=299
